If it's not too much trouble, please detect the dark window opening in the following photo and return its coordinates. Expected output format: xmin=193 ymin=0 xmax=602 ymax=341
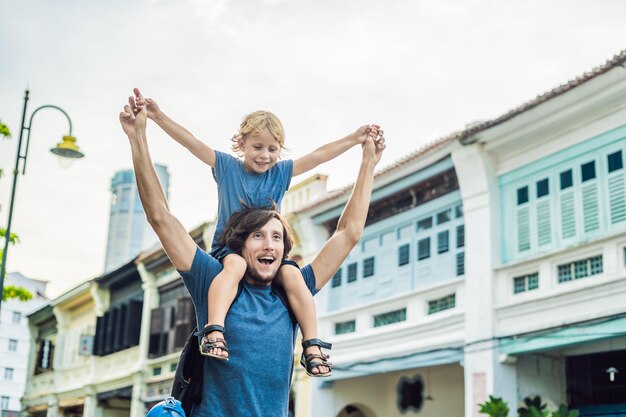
xmin=560 ymin=170 xmax=573 ymax=190
xmin=608 ymin=150 xmax=623 ymax=173
xmin=581 ymin=161 xmax=596 ymax=182
xmin=517 ymin=186 xmax=529 ymax=205
xmin=536 ymin=178 xmax=549 ymax=198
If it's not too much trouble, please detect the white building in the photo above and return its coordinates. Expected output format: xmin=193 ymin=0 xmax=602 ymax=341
xmin=104 ymin=164 xmax=170 ymax=272
xmin=290 ymin=50 xmax=626 ymax=417
xmin=0 ymin=272 xmax=48 ymax=417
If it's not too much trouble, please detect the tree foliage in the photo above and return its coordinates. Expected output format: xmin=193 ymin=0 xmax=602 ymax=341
xmin=2 ymin=285 xmax=33 ymax=302
xmin=0 ymin=120 xmax=31 ymax=303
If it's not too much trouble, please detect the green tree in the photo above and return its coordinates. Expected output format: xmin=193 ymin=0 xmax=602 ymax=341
xmin=0 ymin=119 xmax=32 ymax=302
xmin=0 ymin=119 xmax=10 ymax=179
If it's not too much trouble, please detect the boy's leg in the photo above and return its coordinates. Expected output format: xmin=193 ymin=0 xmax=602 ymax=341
xmin=204 ymin=253 xmax=247 ymax=359
xmin=276 ymin=264 xmax=330 ymax=376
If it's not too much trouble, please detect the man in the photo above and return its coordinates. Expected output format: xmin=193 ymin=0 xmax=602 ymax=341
xmin=119 ymin=94 xmax=385 ymax=417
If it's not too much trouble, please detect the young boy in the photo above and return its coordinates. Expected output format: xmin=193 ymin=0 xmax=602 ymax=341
xmin=134 ymin=88 xmax=382 ymax=377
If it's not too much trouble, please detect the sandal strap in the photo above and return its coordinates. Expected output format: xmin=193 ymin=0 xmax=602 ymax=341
xmin=194 ymin=324 xmax=225 ymax=338
xmin=204 ymin=337 xmax=229 ymax=352
xmin=300 ymin=352 xmax=333 ymax=373
xmin=302 ymin=338 xmax=332 ymax=350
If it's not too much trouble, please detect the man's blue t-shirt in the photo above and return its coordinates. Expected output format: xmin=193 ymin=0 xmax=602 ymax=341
xmin=180 ymin=247 xmax=317 ymax=417
xmin=211 ymin=151 xmax=293 ymax=253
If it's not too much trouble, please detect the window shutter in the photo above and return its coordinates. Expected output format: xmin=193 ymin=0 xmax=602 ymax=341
xmin=148 ymin=308 xmax=163 ymax=357
xmin=124 ymin=300 xmax=143 ymax=348
xmin=516 ymin=206 xmax=530 ymax=252
xmin=536 ymin=200 xmax=552 ymax=246
xmin=608 ymin=173 xmax=626 ymax=224
xmin=93 ymin=316 xmax=104 ymax=356
xmin=174 ymin=297 xmax=194 ymax=349
xmin=113 ymin=306 xmax=125 ymax=352
xmin=104 ymin=311 xmax=114 ymax=355
xmin=582 ymin=182 xmax=600 ymax=233
xmin=35 ymin=340 xmax=45 ymax=374
xmin=559 ymin=190 xmax=576 ymax=239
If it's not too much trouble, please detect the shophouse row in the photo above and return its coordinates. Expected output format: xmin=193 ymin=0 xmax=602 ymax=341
xmin=22 ymin=50 xmax=626 ymax=417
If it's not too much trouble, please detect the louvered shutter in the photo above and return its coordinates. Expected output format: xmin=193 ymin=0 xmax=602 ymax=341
xmin=608 ymin=171 xmax=626 ymax=224
xmin=582 ymin=182 xmax=600 ymax=233
xmin=536 ymin=199 xmax=552 ymax=246
xmin=148 ymin=308 xmax=163 ymax=357
xmin=174 ymin=297 xmax=194 ymax=349
xmin=516 ymin=206 xmax=530 ymax=253
xmin=559 ymin=190 xmax=576 ymax=239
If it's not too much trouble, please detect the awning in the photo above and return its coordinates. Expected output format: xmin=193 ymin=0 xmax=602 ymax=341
xmin=499 ymin=315 xmax=626 ymax=356
xmin=322 ymin=346 xmax=463 ymax=385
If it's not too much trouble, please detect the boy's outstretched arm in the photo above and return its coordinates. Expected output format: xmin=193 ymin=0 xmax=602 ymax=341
xmin=134 ymin=88 xmax=216 ymax=167
xmin=310 ymin=133 xmax=385 ymax=290
xmin=120 ymin=95 xmax=197 ymax=271
xmin=292 ymin=124 xmax=381 ymax=176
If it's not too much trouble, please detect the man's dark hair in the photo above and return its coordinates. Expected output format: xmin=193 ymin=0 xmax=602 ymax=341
xmin=218 ymin=205 xmax=295 ymax=258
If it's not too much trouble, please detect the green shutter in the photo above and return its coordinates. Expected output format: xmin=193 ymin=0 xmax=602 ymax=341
xmin=582 ymin=183 xmax=600 ymax=233
xmin=536 ymin=200 xmax=551 ymax=246
xmin=517 ymin=206 xmax=530 ymax=252
xmin=560 ymin=191 xmax=576 ymax=239
xmin=608 ymin=174 xmax=626 ymax=224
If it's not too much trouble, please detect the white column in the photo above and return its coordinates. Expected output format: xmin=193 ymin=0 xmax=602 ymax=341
xmin=452 ymin=145 xmax=518 ymax=415
xmin=130 ymin=373 xmax=146 ymax=417
xmin=45 ymin=397 xmax=60 ymax=417
xmin=83 ymin=386 xmax=103 ymax=417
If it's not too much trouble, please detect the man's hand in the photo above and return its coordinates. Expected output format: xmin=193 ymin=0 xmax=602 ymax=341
xmin=353 ymin=124 xmax=381 ymax=145
xmin=119 ymin=94 xmax=147 ymax=138
xmin=362 ymin=128 xmax=386 ymax=165
xmin=134 ymin=88 xmax=160 ymax=120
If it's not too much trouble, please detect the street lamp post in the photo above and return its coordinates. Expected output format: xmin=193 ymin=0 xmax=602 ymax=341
xmin=0 ymin=89 xmax=85 ymax=312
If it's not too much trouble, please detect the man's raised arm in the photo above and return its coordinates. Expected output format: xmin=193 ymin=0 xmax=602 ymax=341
xmin=310 ymin=134 xmax=385 ymax=290
xmin=119 ymin=95 xmax=197 ymax=271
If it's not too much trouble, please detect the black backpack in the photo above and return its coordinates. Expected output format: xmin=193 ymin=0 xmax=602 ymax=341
xmin=171 ymin=282 xmax=295 ymax=416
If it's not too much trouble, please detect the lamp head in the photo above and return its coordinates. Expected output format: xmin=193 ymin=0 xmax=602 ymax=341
xmin=50 ymin=135 xmax=84 ymax=159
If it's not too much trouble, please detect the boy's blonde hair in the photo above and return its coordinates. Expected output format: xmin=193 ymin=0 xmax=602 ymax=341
xmin=231 ymin=110 xmax=287 ymax=157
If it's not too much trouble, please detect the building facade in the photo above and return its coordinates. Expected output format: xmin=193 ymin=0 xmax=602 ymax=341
xmin=104 ymin=165 xmax=170 ymax=272
xmin=0 ymin=273 xmax=48 ymax=417
xmin=22 ymin=51 xmax=626 ymax=417
xmin=289 ymin=51 xmax=626 ymax=417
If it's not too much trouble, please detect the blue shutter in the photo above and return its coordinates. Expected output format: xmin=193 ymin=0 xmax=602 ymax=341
xmin=536 ymin=200 xmax=552 ymax=246
xmin=517 ymin=206 xmax=530 ymax=252
xmin=559 ymin=190 xmax=576 ymax=239
xmin=582 ymin=182 xmax=600 ymax=233
xmin=607 ymin=173 xmax=626 ymax=224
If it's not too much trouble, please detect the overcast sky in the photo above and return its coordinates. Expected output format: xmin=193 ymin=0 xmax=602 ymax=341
xmin=1 ymin=0 xmax=625 ymax=298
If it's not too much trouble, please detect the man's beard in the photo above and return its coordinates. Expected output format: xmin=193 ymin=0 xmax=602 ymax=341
xmin=244 ymin=265 xmax=276 ymax=285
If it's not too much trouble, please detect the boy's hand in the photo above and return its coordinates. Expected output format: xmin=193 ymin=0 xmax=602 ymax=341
xmin=120 ymin=94 xmax=147 ymax=138
xmin=354 ymin=124 xmax=381 ymax=144
xmin=134 ymin=88 xmax=160 ymax=120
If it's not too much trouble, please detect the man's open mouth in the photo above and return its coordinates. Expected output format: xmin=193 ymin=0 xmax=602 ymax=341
xmin=258 ymin=256 xmax=275 ymax=265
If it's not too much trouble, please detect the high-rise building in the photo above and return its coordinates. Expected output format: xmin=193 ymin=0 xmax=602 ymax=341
xmin=104 ymin=164 xmax=170 ymax=272
xmin=0 ymin=272 xmax=48 ymax=417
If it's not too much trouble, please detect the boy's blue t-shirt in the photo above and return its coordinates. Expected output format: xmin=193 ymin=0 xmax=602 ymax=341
xmin=211 ymin=151 xmax=293 ymax=252
xmin=179 ymin=247 xmax=317 ymax=417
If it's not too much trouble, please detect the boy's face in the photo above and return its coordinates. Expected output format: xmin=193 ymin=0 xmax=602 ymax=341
xmin=241 ymin=217 xmax=285 ymax=286
xmin=239 ymin=129 xmax=281 ymax=174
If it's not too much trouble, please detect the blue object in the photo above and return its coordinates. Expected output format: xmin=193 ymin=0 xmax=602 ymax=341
xmin=146 ymin=397 xmax=186 ymax=417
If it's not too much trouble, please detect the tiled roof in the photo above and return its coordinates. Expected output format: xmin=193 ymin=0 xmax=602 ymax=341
xmin=300 ymin=49 xmax=626 ymax=212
